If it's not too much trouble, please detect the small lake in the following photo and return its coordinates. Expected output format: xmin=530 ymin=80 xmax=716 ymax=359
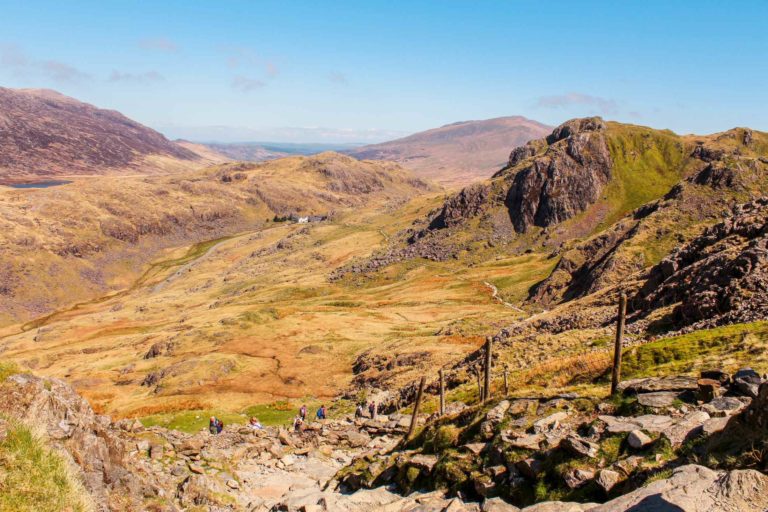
xmin=3 ymin=180 xmax=73 ymax=189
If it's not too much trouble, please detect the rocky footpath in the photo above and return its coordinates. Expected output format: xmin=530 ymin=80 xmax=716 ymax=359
xmin=336 ymin=369 xmax=768 ymax=511
xmin=0 ymin=372 xmax=407 ymax=511
xmin=6 ymin=369 xmax=768 ymax=511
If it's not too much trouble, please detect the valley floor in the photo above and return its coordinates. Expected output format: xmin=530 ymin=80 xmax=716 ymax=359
xmin=0 ymin=191 xmax=552 ymax=423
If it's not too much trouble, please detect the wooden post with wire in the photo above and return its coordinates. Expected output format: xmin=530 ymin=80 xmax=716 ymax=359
xmin=483 ymin=337 xmax=493 ymax=402
xmin=406 ymin=376 xmax=426 ymax=441
xmin=503 ymin=364 xmax=509 ymax=396
xmin=438 ymin=369 xmax=445 ymax=416
xmin=611 ymin=292 xmax=627 ymax=395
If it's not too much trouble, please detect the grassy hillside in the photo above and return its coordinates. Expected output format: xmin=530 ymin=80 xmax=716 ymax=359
xmin=0 ymin=417 xmax=92 ymax=512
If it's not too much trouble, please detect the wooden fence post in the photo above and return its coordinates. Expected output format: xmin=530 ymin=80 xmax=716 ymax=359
xmin=503 ymin=364 xmax=509 ymax=396
xmin=439 ymin=369 xmax=445 ymax=416
xmin=406 ymin=376 xmax=426 ymax=441
xmin=611 ymin=292 xmax=627 ymax=395
xmin=483 ymin=337 xmax=493 ymax=402
xmin=475 ymin=367 xmax=483 ymax=401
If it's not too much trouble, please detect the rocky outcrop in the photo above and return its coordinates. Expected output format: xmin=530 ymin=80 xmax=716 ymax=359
xmin=0 ymin=373 xmax=146 ymax=510
xmin=635 ymin=198 xmax=768 ymax=330
xmin=504 ymin=117 xmax=611 ymax=233
xmin=423 ymin=117 xmax=612 ymax=237
xmin=429 ymin=183 xmax=492 ymax=230
xmin=589 ymin=464 xmax=768 ymax=512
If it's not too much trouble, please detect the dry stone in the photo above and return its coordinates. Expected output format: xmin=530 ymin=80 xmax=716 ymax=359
xmin=627 ymin=430 xmax=652 ymax=449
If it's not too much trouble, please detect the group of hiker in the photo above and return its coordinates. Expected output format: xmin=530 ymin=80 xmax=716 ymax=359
xmin=208 ymin=401 xmax=376 ymax=435
xmin=355 ymin=401 xmax=379 ymax=420
xmin=292 ymin=404 xmax=327 ymax=431
xmin=208 ymin=415 xmax=264 ymax=434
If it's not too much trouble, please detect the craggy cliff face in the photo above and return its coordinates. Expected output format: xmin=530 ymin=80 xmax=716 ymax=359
xmin=504 ymin=117 xmax=611 ymax=233
xmin=425 ymin=117 xmax=612 ymax=235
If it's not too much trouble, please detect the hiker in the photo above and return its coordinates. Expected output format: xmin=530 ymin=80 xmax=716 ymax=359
xmin=248 ymin=417 xmax=264 ymax=430
xmin=355 ymin=404 xmax=364 ymax=418
xmin=293 ymin=414 xmax=304 ymax=432
xmin=368 ymin=401 xmax=377 ymax=419
xmin=209 ymin=416 xmax=223 ymax=435
xmin=316 ymin=404 xmax=327 ymax=420
xmin=299 ymin=404 xmax=307 ymax=421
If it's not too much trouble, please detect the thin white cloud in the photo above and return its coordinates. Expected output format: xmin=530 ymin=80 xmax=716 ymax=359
xmin=108 ymin=70 xmax=165 ymax=83
xmin=328 ymin=71 xmax=347 ymax=84
xmin=220 ymin=45 xmax=279 ymax=79
xmin=231 ymin=75 xmax=266 ymax=92
xmin=536 ymin=92 xmax=618 ymax=115
xmin=139 ymin=37 xmax=179 ymax=53
xmin=265 ymin=61 xmax=279 ymax=78
xmin=0 ymin=44 xmax=90 ymax=83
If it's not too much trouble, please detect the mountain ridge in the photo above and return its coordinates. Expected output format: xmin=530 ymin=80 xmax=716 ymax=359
xmin=345 ymin=116 xmax=551 ymax=187
xmin=0 ymin=87 xmax=219 ymax=180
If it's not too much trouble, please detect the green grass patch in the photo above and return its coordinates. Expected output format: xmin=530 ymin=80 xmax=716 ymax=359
xmin=0 ymin=419 xmax=90 ymax=512
xmin=621 ymin=321 xmax=768 ymax=378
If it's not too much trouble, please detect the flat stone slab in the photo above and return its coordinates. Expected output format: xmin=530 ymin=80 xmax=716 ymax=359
xmin=599 ymin=414 xmax=676 ymax=434
xmin=599 ymin=411 xmax=710 ymax=445
xmin=618 ymin=376 xmax=698 ymax=394
xmin=637 ymin=391 xmax=682 ymax=408
xmin=702 ymin=396 xmax=749 ymax=417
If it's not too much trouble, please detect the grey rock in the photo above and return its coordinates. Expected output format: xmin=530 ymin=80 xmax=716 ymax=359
xmin=563 ymin=468 xmax=595 ymax=489
xmin=596 ymin=469 xmax=621 ymax=492
xmin=588 ymin=464 xmax=768 ymax=512
xmin=560 ymin=435 xmax=599 ymax=458
xmin=533 ymin=412 xmax=568 ymax=433
xmin=637 ymin=391 xmax=682 ymax=408
xmin=627 ymin=430 xmax=652 ymax=449
xmin=618 ymin=376 xmax=698 ymax=394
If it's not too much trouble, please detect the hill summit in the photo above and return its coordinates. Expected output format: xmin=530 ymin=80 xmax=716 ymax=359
xmin=346 ymin=116 xmax=551 ymax=187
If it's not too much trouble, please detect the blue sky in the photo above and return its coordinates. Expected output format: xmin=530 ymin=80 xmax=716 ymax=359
xmin=0 ymin=1 xmax=766 ymax=142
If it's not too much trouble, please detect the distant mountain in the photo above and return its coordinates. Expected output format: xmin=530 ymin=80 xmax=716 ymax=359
xmin=345 ymin=116 xmax=552 ymax=187
xmin=0 ymin=88 xmax=213 ymax=181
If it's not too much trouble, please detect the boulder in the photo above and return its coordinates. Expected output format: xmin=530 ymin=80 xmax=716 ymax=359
xmin=503 ymin=432 xmax=543 ymax=451
xmin=697 ymin=378 xmax=723 ymax=402
xmin=618 ymin=376 xmax=698 ymax=394
xmin=627 ymin=430 xmax=652 ymax=449
xmin=482 ymin=497 xmax=521 ymax=511
xmin=599 ymin=414 xmax=675 ymax=434
xmin=588 ymin=464 xmax=768 ymax=511
xmin=637 ymin=391 xmax=682 ymax=408
xmin=408 ymin=454 xmax=438 ymax=473
xmin=596 ymin=469 xmax=621 ymax=492
xmin=462 ymin=443 xmax=487 ymax=455
xmin=516 ymin=458 xmax=544 ymax=479
xmin=702 ymin=396 xmax=749 ymax=417
xmin=480 ymin=400 xmax=511 ymax=438
xmin=278 ymin=429 xmax=295 ymax=446
xmin=521 ymin=503 xmax=595 ymax=512
xmin=533 ymin=412 xmax=568 ymax=433
xmin=560 ymin=435 xmax=599 ymax=458
xmin=701 ymin=370 xmax=731 ymax=386
xmin=149 ymin=444 xmax=164 ymax=459
xmin=702 ymin=416 xmax=730 ymax=436
xmin=662 ymin=411 xmax=710 ymax=446
xmin=563 ymin=468 xmax=595 ymax=489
